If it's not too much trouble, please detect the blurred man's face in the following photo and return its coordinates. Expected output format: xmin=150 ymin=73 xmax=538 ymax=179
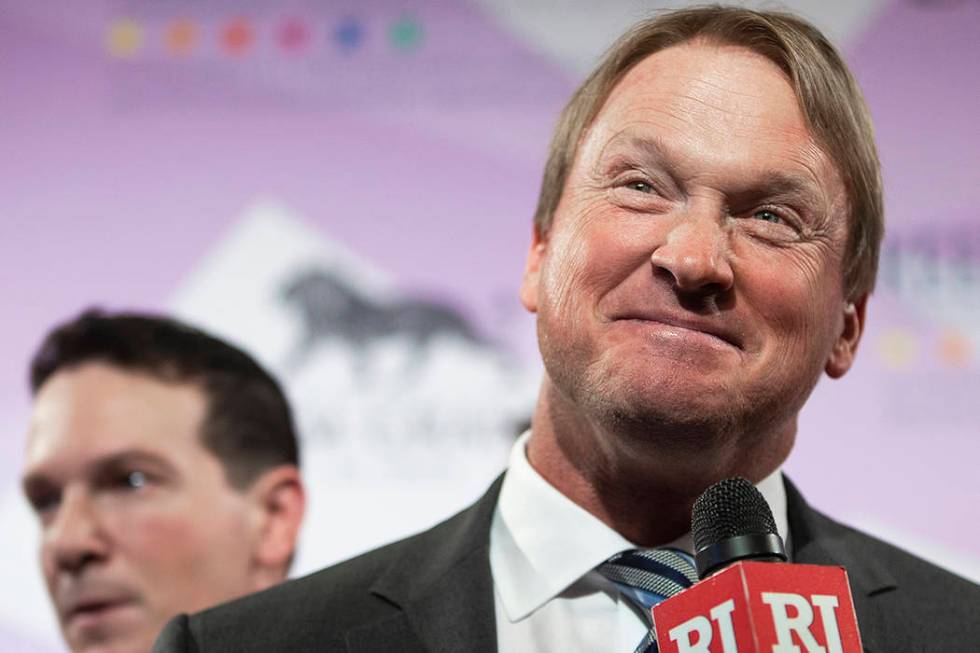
xmin=521 ymin=42 xmax=863 ymax=442
xmin=22 ymin=362 xmax=264 ymax=653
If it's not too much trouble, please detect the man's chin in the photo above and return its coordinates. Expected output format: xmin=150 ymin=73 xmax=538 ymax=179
xmin=584 ymin=378 xmax=746 ymax=441
xmin=599 ymin=361 xmax=737 ymax=401
xmin=64 ymin=607 xmax=157 ymax=653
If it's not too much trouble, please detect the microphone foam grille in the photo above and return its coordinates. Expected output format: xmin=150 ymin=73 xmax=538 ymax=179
xmin=692 ymin=477 xmax=778 ymax=552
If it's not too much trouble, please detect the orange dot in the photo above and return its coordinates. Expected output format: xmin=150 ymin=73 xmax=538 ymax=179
xmin=165 ymin=18 xmax=198 ymax=56
xmin=221 ymin=18 xmax=254 ymax=56
xmin=938 ymin=330 xmax=973 ymax=367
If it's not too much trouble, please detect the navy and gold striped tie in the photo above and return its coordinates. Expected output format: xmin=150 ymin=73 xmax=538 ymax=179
xmin=597 ymin=548 xmax=699 ymax=653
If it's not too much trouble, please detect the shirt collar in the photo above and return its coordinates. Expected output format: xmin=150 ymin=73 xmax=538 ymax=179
xmin=490 ymin=430 xmax=789 ymax=622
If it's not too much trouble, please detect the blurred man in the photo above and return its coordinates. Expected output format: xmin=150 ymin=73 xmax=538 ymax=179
xmin=154 ymin=6 xmax=980 ymax=652
xmin=22 ymin=310 xmax=305 ymax=653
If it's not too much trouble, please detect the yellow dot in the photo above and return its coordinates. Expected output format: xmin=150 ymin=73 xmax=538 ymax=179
xmin=106 ymin=18 xmax=143 ymax=59
xmin=877 ymin=328 xmax=918 ymax=370
xmin=938 ymin=330 xmax=973 ymax=368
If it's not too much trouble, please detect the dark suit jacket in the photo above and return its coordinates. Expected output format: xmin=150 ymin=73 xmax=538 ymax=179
xmin=153 ymin=476 xmax=980 ymax=652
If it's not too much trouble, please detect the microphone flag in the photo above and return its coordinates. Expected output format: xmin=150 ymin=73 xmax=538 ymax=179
xmin=651 ymin=560 xmax=862 ymax=653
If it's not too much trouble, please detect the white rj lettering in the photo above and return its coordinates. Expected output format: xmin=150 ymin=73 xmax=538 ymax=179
xmin=668 ymin=599 xmax=738 ymax=653
xmin=810 ymin=595 xmax=843 ymax=653
xmin=669 ymin=615 xmax=713 ymax=653
xmin=761 ymin=592 xmax=843 ymax=653
xmin=711 ymin=598 xmax=738 ymax=652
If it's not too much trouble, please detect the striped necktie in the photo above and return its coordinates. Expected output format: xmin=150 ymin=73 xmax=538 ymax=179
xmin=597 ymin=548 xmax=699 ymax=653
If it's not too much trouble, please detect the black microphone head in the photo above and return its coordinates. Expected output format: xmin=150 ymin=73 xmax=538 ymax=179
xmin=692 ymin=477 xmax=787 ymax=578
xmin=692 ymin=477 xmax=778 ymax=551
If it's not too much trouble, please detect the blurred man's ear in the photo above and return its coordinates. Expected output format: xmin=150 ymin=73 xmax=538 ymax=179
xmin=825 ymin=293 xmax=868 ymax=379
xmin=246 ymin=465 xmax=305 ymax=589
xmin=519 ymin=226 xmax=547 ymax=314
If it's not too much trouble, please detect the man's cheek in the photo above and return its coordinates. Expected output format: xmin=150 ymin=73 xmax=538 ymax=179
xmin=545 ymin=252 xmax=609 ymax=318
xmin=116 ymin=511 xmax=209 ymax=567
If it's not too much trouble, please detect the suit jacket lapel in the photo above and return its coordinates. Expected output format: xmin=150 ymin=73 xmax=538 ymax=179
xmin=343 ymin=470 xmax=900 ymax=652
xmin=350 ymin=476 xmax=503 ymax=653
xmin=784 ymin=476 xmax=897 ymax=653
xmin=399 ymin=541 xmax=497 ymax=653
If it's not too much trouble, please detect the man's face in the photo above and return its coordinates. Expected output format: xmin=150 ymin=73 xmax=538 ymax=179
xmin=521 ymin=42 xmax=864 ymax=441
xmin=22 ymin=362 xmax=264 ymax=653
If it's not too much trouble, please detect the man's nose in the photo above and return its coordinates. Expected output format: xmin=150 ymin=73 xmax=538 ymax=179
xmin=44 ymin=488 xmax=108 ymax=574
xmin=649 ymin=211 xmax=734 ymax=296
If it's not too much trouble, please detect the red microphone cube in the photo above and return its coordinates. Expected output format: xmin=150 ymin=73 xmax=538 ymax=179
xmin=651 ymin=561 xmax=863 ymax=652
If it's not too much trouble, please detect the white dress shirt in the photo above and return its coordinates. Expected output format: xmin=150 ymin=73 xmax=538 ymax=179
xmin=489 ymin=431 xmax=789 ymax=653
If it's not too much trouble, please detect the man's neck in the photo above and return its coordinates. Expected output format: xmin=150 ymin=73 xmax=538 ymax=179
xmin=526 ymin=380 xmax=794 ymax=546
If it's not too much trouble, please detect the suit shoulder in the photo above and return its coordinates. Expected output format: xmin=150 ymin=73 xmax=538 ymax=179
xmin=170 ymin=479 xmax=501 ymax=653
xmin=810 ymin=507 xmax=980 ymax=598
xmin=786 ymin=480 xmax=980 ymax=648
xmin=176 ymin=534 xmax=422 ymax=651
xmin=803 ymin=505 xmax=980 ymax=648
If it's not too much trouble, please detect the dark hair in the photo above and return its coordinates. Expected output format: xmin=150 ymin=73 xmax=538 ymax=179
xmin=30 ymin=309 xmax=299 ymax=489
xmin=534 ymin=5 xmax=883 ymax=300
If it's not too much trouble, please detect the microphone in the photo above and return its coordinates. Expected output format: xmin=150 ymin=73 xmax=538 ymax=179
xmin=651 ymin=477 xmax=863 ymax=653
xmin=692 ymin=477 xmax=787 ymax=578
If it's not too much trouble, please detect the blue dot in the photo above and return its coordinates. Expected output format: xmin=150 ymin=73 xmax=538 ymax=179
xmin=335 ymin=17 xmax=364 ymax=52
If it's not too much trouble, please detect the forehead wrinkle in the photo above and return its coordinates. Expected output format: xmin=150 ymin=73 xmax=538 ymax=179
xmin=673 ymin=83 xmax=769 ymax=128
xmin=603 ymin=53 xmax=802 ymax=139
xmin=687 ymin=70 xmax=773 ymax=102
xmin=618 ymin=60 xmax=792 ymax=128
xmin=677 ymin=52 xmax=794 ymax=113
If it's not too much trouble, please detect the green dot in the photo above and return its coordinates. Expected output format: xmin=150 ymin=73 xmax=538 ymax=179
xmin=389 ymin=15 xmax=423 ymax=51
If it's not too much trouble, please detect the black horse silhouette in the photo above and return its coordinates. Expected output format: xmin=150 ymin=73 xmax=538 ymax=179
xmin=280 ymin=268 xmax=483 ymax=369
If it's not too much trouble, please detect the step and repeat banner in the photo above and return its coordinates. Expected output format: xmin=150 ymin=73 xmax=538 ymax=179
xmin=1 ymin=1 xmax=977 ymax=649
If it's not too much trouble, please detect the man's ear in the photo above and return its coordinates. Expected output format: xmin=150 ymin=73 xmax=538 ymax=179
xmin=246 ymin=465 xmax=305 ymax=587
xmin=519 ymin=226 xmax=547 ymax=314
xmin=825 ymin=293 xmax=868 ymax=379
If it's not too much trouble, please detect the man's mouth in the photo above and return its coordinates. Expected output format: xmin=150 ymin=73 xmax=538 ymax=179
xmin=58 ymin=587 xmax=141 ymax=631
xmin=65 ymin=598 xmax=137 ymax=626
xmin=614 ymin=313 xmax=743 ymax=350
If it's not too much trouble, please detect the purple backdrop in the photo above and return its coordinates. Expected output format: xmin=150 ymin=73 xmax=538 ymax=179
xmin=1 ymin=0 xmax=977 ymax=649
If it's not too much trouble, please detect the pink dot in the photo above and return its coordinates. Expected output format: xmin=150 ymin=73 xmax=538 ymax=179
xmin=279 ymin=18 xmax=310 ymax=53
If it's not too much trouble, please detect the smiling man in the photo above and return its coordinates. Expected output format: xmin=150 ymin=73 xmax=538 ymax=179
xmin=154 ymin=6 xmax=979 ymax=652
xmin=516 ymin=36 xmax=863 ymax=548
xmin=22 ymin=310 xmax=305 ymax=653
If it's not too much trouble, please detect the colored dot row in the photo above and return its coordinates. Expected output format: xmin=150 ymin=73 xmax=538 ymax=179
xmin=106 ymin=16 xmax=424 ymax=59
xmin=877 ymin=328 xmax=976 ymax=369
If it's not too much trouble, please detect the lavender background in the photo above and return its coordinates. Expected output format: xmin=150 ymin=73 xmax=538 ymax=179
xmin=1 ymin=0 xmax=977 ymax=649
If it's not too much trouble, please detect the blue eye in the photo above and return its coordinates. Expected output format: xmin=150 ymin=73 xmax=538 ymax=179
xmin=124 ymin=471 xmax=147 ymax=489
xmin=627 ymin=181 xmax=654 ymax=193
xmin=754 ymin=209 xmax=782 ymax=223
